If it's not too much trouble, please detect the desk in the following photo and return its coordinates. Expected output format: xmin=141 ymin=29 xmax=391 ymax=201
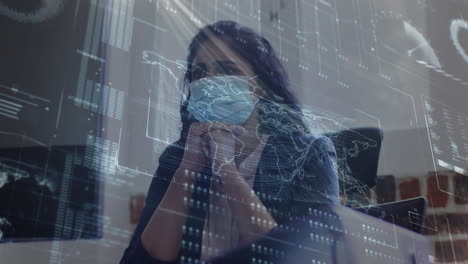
xmin=212 ymin=204 xmax=432 ymax=264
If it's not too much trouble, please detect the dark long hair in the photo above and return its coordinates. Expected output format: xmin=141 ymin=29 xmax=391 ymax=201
xmin=178 ymin=20 xmax=308 ymax=144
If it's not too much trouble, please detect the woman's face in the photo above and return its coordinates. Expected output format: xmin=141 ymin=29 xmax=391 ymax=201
xmin=190 ymin=37 xmax=264 ymax=97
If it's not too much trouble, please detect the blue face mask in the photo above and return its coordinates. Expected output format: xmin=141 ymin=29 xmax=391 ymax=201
xmin=187 ymin=75 xmax=257 ymax=125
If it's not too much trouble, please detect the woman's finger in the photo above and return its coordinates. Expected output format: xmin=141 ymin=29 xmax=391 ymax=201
xmin=188 ymin=122 xmax=212 ymax=139
xmin=207 ymin=122 xmax=247 ymax=137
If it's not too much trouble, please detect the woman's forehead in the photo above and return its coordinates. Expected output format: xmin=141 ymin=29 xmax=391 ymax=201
xmin=193 ymin=38 xmax=245 ymax=65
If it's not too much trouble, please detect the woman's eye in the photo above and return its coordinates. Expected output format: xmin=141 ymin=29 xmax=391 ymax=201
xmin=225 ymin=67 xmax=239 ymax=75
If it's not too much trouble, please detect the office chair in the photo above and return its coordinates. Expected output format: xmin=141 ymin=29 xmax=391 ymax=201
xmin=324 ymin=127 xmax=383 ymax=206
xmin=324 ymin=127 xmax=426 ymax=234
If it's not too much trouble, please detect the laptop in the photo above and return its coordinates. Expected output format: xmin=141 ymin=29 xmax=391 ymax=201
xmin=354 ymin=196 xmax=427 ymax=234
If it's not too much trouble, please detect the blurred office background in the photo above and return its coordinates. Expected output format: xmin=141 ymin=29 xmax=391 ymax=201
xmin=1 ymin=0 xmax=467 ymax=262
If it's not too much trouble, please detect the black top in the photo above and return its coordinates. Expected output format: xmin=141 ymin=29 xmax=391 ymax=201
xmin=120 ymin=132 xmax=339 ymax=264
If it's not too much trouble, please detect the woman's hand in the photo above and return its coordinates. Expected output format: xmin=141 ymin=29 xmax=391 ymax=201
xmin=178 ymin=122 xmax=211 ymax=172
xmin=205 ymin=122 xmax=246 ymax=176
xmin=178 ymin=122 xmax=246 ymax=174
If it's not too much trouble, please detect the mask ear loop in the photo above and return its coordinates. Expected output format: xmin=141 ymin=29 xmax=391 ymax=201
xmin=247 ymin=75 xmax=264 ymax=104
xmin=247 ymin=75 xmax=259 ymax=80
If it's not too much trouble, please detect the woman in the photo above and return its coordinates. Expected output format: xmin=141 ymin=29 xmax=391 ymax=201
xmin=121 ymin=20 xmax=339 ymax=263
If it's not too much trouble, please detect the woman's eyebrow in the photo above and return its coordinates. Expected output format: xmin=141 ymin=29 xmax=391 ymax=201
xmin=192 ymin=62 xmax=207 ymax=72
xmin=215 ymin=60 xmax=239 ymax=68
